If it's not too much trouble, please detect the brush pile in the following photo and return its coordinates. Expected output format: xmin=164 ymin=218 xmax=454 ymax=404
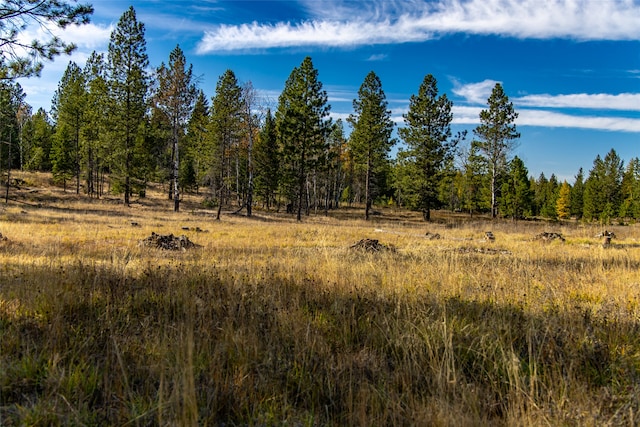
xmin=534 ymin=232 xmax=565 ymax=242
xmin=349 ymin=238 xmax=395 ymax=253
xmin=140 ymin=232 xmax=200 ymax=251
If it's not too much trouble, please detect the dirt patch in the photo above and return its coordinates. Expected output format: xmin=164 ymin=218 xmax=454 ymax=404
xmin=140 ymin=232 xmax=200 ymax=251
xmin=534 ymin=232 xmax=565 ymax=242
xmin=349 ymin=238 xmax=396 ymax=253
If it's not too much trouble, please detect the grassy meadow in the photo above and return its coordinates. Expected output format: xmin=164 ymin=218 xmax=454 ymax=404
xmin=2 ymin=172 xmax=640 ymax=426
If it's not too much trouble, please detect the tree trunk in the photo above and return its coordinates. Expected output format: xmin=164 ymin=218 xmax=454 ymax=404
xmin=168 ymin=141 xmax=175 ymax=200
xmin=365 ymin=154 xmax=371 ymax=220
xmin=173 ymin=128 xmax=180 ymax=212
xmin=75 ymin=122 xmax=80 ymax=195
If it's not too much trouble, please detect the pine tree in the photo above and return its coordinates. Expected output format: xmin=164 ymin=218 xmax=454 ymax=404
xmin=325 ymin=120 xmax=347 ymax=210
xmin=556 ymin=181 xmax=571 ymax=219
xmin=184 ymin=90 xmax=209 ymax=193
xmin=107 ymin=6 xmax=149 ymax=205
xmin=398 ymin=74 xmax=462 ymax=221
xmin=51 ymin=122 xmax=74 ymax=190
xmin=254 ymin=109 xmax=280 ymax=210
xmin=532 ymin=173 xmax=548 ymax=217
xmin=460 ymin=144 xmax=487 ymax=215
xmin=583 ymin=149 xmax=623 ymax=222
xmin=276 ymin=57 xmax=331 ymax=221
xmin=0 ymin=0 xmax=93 ymax=79
xmin=154 ymin=45 xmax=196 ymax=212
xmin=0 ymin=80 xmax=23 ymax=197
xmin=242 ymin=82 xmax=260 ymax=217
xmin=620 ymin=158 xmax=640 ymax=219
xmin=209 ymin=69 xmax=244 ymax=220
xmin=347 ymin=71 xmax=394 ymax=220
xmin=500 ymin=156 xmax=532 ymax=219
xmin=541 ymin=174 xmax=559 ymax=219
xmin=570 ymin=168 xmax=584 ymax=219
xmin=472 ymin=83 xmax=520 ymax=218
xmin=51 ymin=61 xmax=86 ymax=194
xmin=22 ymin=108 xmax=53 ymax=171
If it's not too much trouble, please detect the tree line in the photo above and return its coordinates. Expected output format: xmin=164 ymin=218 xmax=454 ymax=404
xmin=1 ymin=5 xmax=638 ymax=222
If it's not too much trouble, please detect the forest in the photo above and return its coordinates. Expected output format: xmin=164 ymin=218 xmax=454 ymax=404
xmin=1 ymin=5 xmax=639 ymax=223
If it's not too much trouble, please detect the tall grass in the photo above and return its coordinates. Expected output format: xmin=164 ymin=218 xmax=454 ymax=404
xmin=1 ymin=174 xmax=640 ymax=425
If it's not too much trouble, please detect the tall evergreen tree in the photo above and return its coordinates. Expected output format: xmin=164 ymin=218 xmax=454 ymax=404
xmin=325 ymin=119 xmax=347 ymax=210
xmin=500 ymin=156 xmax=532 ymax=220
xmin=570 ymin=168 xmax=585 ymax=219
xmin=276 ymin=57 xmax=331 ymax=221
xmin=460 ymin=144 xmax=488 ymax=215
xmin=242 ymin=81 xmax=260 ymax=217
xmin=83 ymin=52 xmax=109 ymax=197
xmin=51 ymin=122 xmax=74 ymax=190
xmin=583 ymin=149 xmax=623 ymax=222
xmin=22 ymin=108 xmax=53 ymax=171
xmin=556 ymin=181 xmax=571 ymax=219
xmin=107 ymin=6 xmax=149 ymax=205
xmin=15 ymin=100 xmax=30 ymax=170
xmin=154 ymin=44 xmax=196 ymax=212
xmin=472 ymin=83 xmax=520 ymax=218
xmin=398 ymin=74 xmax=462 ymax=221
xmin=0 ymin=81 xmax=24 ymax=175
xmin=209 ymin=69 xmax=244 ymax=219
xmin=620 ymin=158 xmax=640 ymax=219
xmin=184 ymin=90 xmax=209 ymax=193
xmin=347 ymin=71 xmax=394 ymax=220
xmin=51 ymin=61 xmax=86 ymax=194
xmin=541 ymin=174 xmax=559 ymax=219
xmin=254 ymin=109 xmax=280 ymax=210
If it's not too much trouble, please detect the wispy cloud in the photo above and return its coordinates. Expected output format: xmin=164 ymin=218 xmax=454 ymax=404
xmin=17 ymin=22 xmax=112 ymax=52
xmin=516 ymin=93 xmax=640 ymax=111
xmin=516 ymin=110 xmax=640 ymax=132
xmin=366 ymin=53 xmax=388 ymax=62
xmin=450 ymin=81 xmax=640 ymax=132
xmin=197 ymin=0 xmax=640 ymax=53
xmin=451 ymin=105 xmax=640 ymax=132
xmin=453 ymin=81 xmax=640 ymax=112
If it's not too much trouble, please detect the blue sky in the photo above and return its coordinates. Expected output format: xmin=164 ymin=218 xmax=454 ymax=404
xmin=16 ymin=0 xmax=640 ymax=183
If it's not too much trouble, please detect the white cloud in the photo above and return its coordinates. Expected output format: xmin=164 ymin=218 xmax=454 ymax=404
xmin=196 ymin=0 xmax=640 ymax=53
xmin=452 ymin=79 xmax=500 ymax=104
xmin=452 ymin=105 xmax=483 ymax=124
xmin=452 ymin=105 xmax=640 ymax=132
xmin=17 ymin=22 xmax=112 ymax=52
xmin=516 ymin=93 xmax=640 ymax=111
xmin=518 ymin=110 xmax=640 ymax=132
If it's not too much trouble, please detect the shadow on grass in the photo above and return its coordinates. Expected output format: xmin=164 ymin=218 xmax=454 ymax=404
xmin=1 ymin=261 xmax=640 ymax=425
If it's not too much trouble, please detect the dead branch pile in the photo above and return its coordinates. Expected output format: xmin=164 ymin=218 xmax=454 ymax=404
xmin=596 ymin=230 xmax=616 ymax=239
xmin=534 ymin=232 xmax=565 ymax=242
xmin=140 ymin=232 xmax=200 ymax=251
xmin=349 ymin=238 xmax=395 ymax=253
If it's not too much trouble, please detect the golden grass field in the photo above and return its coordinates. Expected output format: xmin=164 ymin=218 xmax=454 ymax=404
xmin=2 ymin=171 xmax=640 ymax=426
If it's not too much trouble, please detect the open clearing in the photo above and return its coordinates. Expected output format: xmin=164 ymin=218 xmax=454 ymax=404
xmin=2 ymin=173 xmax=640 ymax=426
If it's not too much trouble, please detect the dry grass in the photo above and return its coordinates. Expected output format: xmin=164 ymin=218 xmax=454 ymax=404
xmin=2 ymin=172 xmax=640 ymax=425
